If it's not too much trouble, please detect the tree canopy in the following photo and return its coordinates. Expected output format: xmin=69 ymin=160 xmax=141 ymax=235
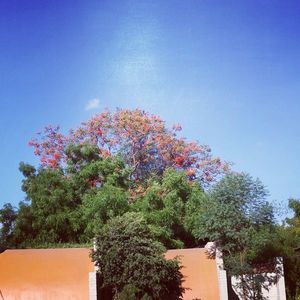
xmin=0 ymin=108 xmax=299 ymax=299
xmin=28 ymin=109 xmax=228 ymax=184
xmin=193 ymin=173 xmax=280 ymax=299
xmin=92 ymin=212 xmax=184 ymax=300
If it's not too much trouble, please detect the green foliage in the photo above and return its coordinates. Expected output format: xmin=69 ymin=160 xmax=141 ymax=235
xmin=117 ymin=284 xmax=152 ymax=300
xmin=286 ymin=198 xmax=300 ymax=234
xmin=117 ymin=284 xmax=141 ymax=300
xmin=275 ymin=199 xmax=300 ymax=299
xmin=82 ymin=184 xmax=129 ymax=237
xmin=20 ymin=167 xmax=83 ymax=244
xmin=0 ymin=152 xmax=131 ymax=248
xmin=0 ymin=203 xmax=17 ymax=248
xmin=67 ymin=146 xmax=130 ymax=190
xmin=2 ymin=153 xmax=209 ymax=250
xmin=132 ymin=168 xmax=207 ymax=248
xmin=195 ymin=173 xmax=274 ymax=253
xmin=193 ymin=173 xmax=279 ymax=299
xmin=92 ymin=212 xmax=184 ymax=300
xmin=12 ymin=201 xmax=36 ymax=247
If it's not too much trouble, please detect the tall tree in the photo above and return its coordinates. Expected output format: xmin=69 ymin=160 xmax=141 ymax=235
xmin=193 ymin=173 xmax=279 ymax=299
xmin=28 ymin=109 xmax=228 ymax=185
xmin=1 ymin=109 xmax=227 ymax=249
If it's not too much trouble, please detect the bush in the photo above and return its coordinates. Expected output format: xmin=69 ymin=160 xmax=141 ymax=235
xmin=92 ymin=212 xmax=184 ymax=300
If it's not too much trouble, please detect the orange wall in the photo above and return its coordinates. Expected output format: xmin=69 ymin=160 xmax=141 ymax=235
xmin=0 ymin=248 xmax=94 ymax=300
xmin=166 ymin=248 xmax=220 ymax=300
xmin=0 ymin=248 xmax=220 ymax=300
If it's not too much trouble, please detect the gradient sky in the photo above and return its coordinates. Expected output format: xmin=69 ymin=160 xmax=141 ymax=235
xmin=1 ymin=0 xmax=300 ymax=219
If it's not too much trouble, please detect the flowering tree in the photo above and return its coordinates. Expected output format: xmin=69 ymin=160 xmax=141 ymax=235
xmin=29 ymin=109 xmax=228 ymax=185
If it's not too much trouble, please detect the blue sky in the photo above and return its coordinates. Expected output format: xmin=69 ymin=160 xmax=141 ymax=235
xmin=1 ymin=0 xmax=300 ymax=218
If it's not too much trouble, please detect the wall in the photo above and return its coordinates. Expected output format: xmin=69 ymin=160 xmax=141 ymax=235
xmin=0 ymin=248 xmax=94 ymax=300
xmin=166 ymin=248 xmax=221 ymax=300
xmin=0 ymin=247 xmax=222 ymax=300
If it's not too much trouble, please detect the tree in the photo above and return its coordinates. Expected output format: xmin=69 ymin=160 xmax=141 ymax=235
xmin=12 ymin=201 xmax=36 ymax=247
xmin=28 ymin=109 xmax=228 ymax=185
xmin=0 ymin=142 xmax=199 ymax=248
xmin=1 ymin=109 xmax=227 ymax=248
xmin=132 ymin=168 xmax=207 ymax=248
xmin=276 ymin=199 xmax=300 ymax=299
xmin=82 ymin=183 xmax=129 ymax=238
xmin=92 ymin=212 xmax=185 ymax=300
xmin=193 ymin=173 xmax=279 ymax=300
xmin=11 ymin=151 xmax=131 ymax=246
xmin=0 ymin=203 xmax=17 ymax=249
xmin=19 ymin=163 xmax=84 ymax=244
xmin=195 ymin=173 xmax=274 ymax=252
xmin=286 ymin=198 xmax=300 ymax=233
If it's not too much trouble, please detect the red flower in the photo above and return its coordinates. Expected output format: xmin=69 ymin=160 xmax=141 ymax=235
xmin=96 ymin=129 xmax=103 ymax=136
xmin=53 ymin=152 xmax=61 ymax=160
xmin=48 ymin=159 xmax=58 ymax=168
xmin=175 ymin=156 xmax=184 ymax=166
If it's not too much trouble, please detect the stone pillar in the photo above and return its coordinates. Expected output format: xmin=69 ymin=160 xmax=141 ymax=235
xmin=205 ymin=242 xmax=229 ymax=300
xmin=89 ymin=272 xmax=97 ymax=300
xmin=90 ymin=238 xmax=99 ymax=299
xmin=216 ymin=247 xmax=229 ymax=300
